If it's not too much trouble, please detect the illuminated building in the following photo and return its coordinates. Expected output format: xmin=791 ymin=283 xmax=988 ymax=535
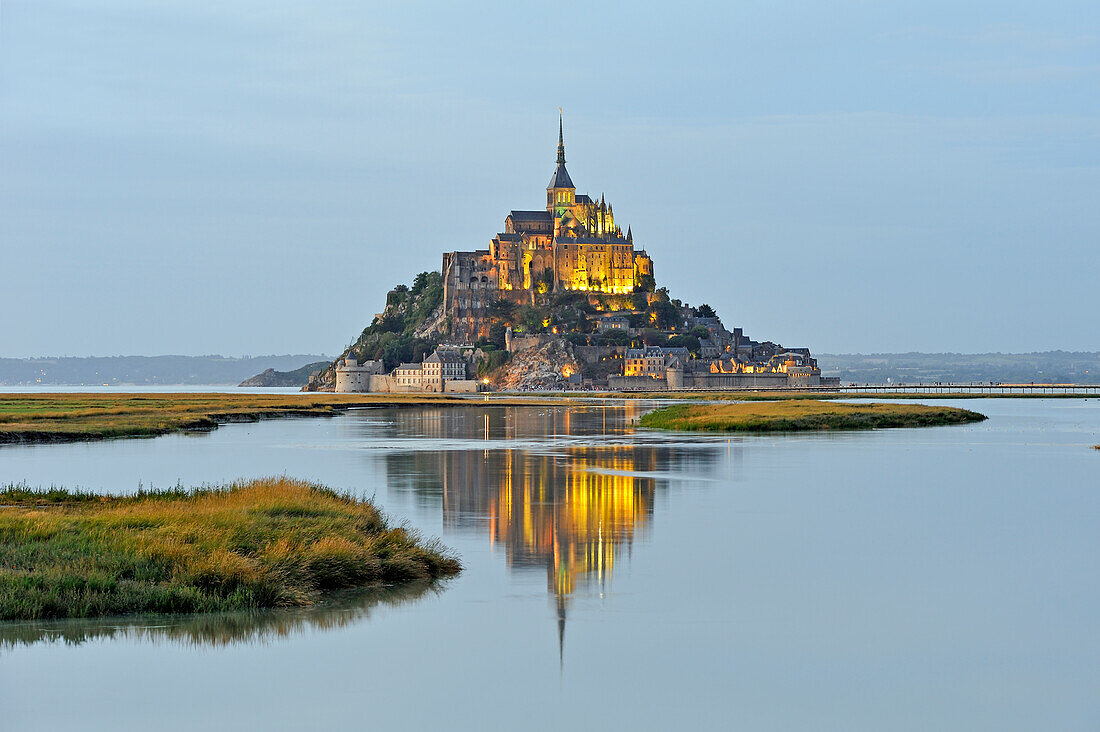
xmin=442 ymin=115 xmax=654 ymax=339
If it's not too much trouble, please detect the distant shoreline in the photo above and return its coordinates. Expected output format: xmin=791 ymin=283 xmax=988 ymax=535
xmin=2 ymin=351 xmax=1097 ymax=387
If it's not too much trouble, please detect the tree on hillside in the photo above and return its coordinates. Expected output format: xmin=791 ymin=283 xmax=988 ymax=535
xmin=647 ymin=300 xmax=682 ymax=330
xmin=602 ymin=329 xmax=631 ymax=346
xmin=694 ymin=303 xmax=717 ymax=318
xmin=667 ymin=334 xmax=701 ymax=355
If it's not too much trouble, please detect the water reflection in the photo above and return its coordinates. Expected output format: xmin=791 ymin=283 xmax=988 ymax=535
xmin=0 ymin=581 xmax=439 ymax=652
xmin=376 ymin=405 xmax=721 ymax=656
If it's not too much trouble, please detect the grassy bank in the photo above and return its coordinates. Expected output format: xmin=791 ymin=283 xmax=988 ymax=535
xmin=0 ymin=393 xmax=510 ymax=444
xmin=638 ymin=400 xmax=986 ymax=432
xmin=589 ymin=390 xmax=1091 ymax=401
xmin=0 ymin=478 xmax=460 ymax=621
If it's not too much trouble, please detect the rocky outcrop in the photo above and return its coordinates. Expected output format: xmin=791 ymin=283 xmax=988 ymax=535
xmin=413 ymin=303 xmax=447 ymax=340
xmin=240 ymin=361 xmax=329 ymax=387
xmin=495 ymin=339 xmax=580 ymax=391
xmin=303 ymin=272 xmax=446 ymax=392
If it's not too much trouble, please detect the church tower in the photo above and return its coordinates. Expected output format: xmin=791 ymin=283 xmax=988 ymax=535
xmin=546 ymin=113 xmax=575 ymax=215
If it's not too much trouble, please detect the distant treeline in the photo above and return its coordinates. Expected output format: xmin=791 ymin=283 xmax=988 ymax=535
xmin=0 ymin=355 xmax=330 ymax=386
xmin=818 ymin=351 xmax=1100 ymax=385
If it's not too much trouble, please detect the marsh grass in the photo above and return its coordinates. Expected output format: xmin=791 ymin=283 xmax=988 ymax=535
xmin=588 ymin=390 xmax=1085 ymax=401
xmin=0 ymin=478 xmax=460 ymax=621
xmin=638 ymin=400 xmax=986 ymax=432
xmin=0 ymin=393 xmax=561 ymax=444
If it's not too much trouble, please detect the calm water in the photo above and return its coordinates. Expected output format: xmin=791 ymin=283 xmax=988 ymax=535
xmin=1 ymin=399 xmax=1098 ymax=731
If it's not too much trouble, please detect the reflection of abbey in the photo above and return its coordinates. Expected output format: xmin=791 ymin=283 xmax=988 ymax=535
xmin=378 ymin=406 xmax=712 ymax=662
xmin=443 ymin=117 xmax=653 ymax=341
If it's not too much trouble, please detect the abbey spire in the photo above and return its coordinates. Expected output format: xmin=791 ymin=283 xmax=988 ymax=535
xmin=556 ymin=112 xmax=566 ymax=165
xmin=547 ymin=112 xmax=575 ymax=200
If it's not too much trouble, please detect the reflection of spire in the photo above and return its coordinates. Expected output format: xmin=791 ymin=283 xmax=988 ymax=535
xmin=557 ymin=599 xmax=566 ymax=672
xmin=388 ymin=408 xmax=679 ymax=671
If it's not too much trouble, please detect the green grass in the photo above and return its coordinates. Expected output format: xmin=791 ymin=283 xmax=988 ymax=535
xmin=638 ymin=400 xmax=987 ymax=432
xmin=0 ymin=478 xmax=460 ymax=621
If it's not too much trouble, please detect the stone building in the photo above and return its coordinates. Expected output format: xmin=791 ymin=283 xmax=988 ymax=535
xmin=334 ymin=357 xmax=384 ymax=393
xmin=335 ymin=349 xmax=476 ymax=393
xmin=443 ymin=116 xmax=654 ymax=340
xmin=611 ymin=347 xmax=833 ymax=390
xmin=422 ymin=350 xmax=467 ymax=391
xmin=393 ymin=363 xmax=425 ymax=389
xmin=595 ymin=315 xmax=630 ymax=333
xmin=623 ymin=346 xmax=690 ymax=378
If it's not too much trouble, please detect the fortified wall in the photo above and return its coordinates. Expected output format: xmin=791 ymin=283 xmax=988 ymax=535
xmin=609 ymin=371 xmax=819 ymax=391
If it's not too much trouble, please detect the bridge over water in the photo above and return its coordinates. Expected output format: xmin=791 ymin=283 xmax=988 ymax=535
xmin=825 ymin=383 xmax=1099 ymax=396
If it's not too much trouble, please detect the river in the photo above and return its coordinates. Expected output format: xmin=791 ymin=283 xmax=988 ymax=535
xmin=1 ymin=398 xmax=1098 ymax=730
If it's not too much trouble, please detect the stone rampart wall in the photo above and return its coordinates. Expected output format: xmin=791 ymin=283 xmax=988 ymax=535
xmin=444 ymin=379 xmax=480 ymax=393
xmin=608 ymin=375 xmax=667 ymax=390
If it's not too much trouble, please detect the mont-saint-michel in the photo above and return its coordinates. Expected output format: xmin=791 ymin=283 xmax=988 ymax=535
xmin=6 ymin=4 xmax=1097 ymax=730
xmin=307 ymin=117 xmax=834 ymax=394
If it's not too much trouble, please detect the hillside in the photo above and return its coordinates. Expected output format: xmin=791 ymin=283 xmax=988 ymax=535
xmin=304 ymin=271 xmax=446 ymax=392
xmin=0 ymin=355 xmax=331 ymax=386
xmin=239 ymin=361 xmax=330 ymax=387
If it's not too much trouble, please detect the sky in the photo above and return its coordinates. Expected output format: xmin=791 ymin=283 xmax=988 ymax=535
xmin=1 ymin=0 xmax=1097 ymax=356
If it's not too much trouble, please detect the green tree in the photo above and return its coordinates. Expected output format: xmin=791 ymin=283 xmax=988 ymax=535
xmin=603 ymin=329 xmax=631 ymax=346
xmin=695 ymin=303 xmax=717 ymax=318
xmin=487 ymin=323 xmax=507 ymax=350
xmin=667 ymin=335 xmax=701 ymax=355
xmin=647 ymin=300 xmax=682 ymax=330
xmin=516 ymin=304 xmax=547 ymax=333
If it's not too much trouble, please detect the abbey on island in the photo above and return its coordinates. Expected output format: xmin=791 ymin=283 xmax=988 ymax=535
xmin=443 ymin=116 xmax=653 ymax=341
xmin=329 ymin=116 xmax=833 ymax=393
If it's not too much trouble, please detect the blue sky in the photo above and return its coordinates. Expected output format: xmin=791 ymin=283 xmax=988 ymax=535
xmin=1 ymin=1 xmax=1097 ymax=356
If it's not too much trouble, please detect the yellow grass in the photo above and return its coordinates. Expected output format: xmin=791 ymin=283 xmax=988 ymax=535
xmin=0 ymin=477 xmax=460 ymax=620
xmin=0 ymin=392 xmax=560 ymax=443
xmin=638 ymin=400 xmax=987 ymax=432
xmin=586 ymin=390 xmax=1084 ymax=401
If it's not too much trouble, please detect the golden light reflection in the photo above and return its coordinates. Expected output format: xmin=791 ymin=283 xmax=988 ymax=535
xmin=380 ymin=404 xmax=713 ymax=662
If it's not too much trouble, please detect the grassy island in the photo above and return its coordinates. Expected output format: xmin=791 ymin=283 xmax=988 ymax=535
xmin=639 ymin=400 xmax=987 ymax=432
xmin=0 ymin=478 xmax=460 ymax=621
